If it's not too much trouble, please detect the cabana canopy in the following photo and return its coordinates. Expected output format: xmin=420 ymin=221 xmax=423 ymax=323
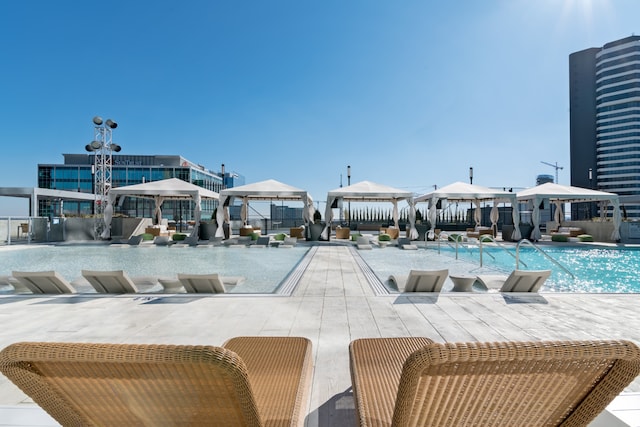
xmin=517 ymin=182 xmax=621 ymax=241
xmin=216 ymin=179 xmax=314 ymax=238
xmin=105 ymin=178 xmax=219 ymax=239
xmin=322 ymin=180 xmax=416 ymax=240
xmin=415 ymin=182 xmax=520 ymax=240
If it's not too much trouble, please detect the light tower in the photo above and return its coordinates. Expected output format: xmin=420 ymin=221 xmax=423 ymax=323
xmin=85 ymin=116 xmax=120 ymax=238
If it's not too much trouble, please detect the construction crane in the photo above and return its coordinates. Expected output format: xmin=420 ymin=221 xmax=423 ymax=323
xmin=541 ymin=161 xmax=564 ymax=183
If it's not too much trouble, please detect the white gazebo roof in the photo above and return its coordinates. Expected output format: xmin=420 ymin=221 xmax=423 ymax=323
xmin=415 ymin=181 xmax=515 ymax=203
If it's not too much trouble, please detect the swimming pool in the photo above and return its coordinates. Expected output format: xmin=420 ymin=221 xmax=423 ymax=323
xmin=357 ymin=244 xmax=640 ymax=293
xmin=0 ymin=244 xmax=311 ymax=294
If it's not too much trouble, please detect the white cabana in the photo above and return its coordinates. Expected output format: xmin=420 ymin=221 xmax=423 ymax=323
xmin=517 ymin=182 xmax=621 ymax=241
xmin=216 ymin=179 xmax=314 ymax=239
xmin=322 ymin=181 xmax=415 ymax=240
xmin=414 ymin=182 xmax=519 ymax=240
xmin=105 ymin=178 xmax=219 ymax=239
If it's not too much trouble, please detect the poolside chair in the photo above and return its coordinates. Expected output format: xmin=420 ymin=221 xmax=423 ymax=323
xmin=250 ymin=236 xmax=271 ymax=248
xmin=349 ymin=337 xmax=640 ymax=427
xmin=0 ymin=336 xmax=313 ymax=426
xmin=11 ymin=271 xmax=77 ymax=294
xmin=389 ymin=269 xmax=448 ymax=292
xmin=126 ymin=234 xmax=143 ymax=245
xmin=397 ymin=237 xmax=418 ymax=250
xmin=356 ymin=235 xmax=372 ymax=250
xmin=280 ymin=236 xmax=298 ymax=247
xmin=153 ymin=235 xmax=175 ymax=246
xmin=475 ymin=269 xmax=551 ymax=292
xmin=177 ymin=273 xmax=227 ymax=293
xmin=81 ymin=270 xmax=140 ymax=294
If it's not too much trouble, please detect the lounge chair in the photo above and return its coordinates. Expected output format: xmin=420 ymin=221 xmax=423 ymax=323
xmin=11 ymin=271 xmax=77 ymax=294
xmin=153 ymin=236 xmax=175 ymax=246
xmin=389 ymin=269 xmax=448 ymax=292
xmin=475 ymin=269 xmax=551 ymax=292
xmin=356 ymin=235 xmax=372 ymax=250
xmin=397 ymin=237 xmax=418 ymax=250
xmin=349 ymin=337 xmax=640 ymax=427
xmin=0 ymin=336 xmax=313 ymax=426
xmin=250 ymin=236 xmax=271 ymax=248
xmin=177 ymin=273 xmax=227 ymax=293
xmin=81 ymin=270 xmax=140 ymax=294
xmin=128 ymin=235 xmax=143 ymax=245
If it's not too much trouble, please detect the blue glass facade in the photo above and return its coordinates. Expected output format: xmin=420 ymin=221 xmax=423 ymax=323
xmin=37 ymin=154 xmax=244 ymax=219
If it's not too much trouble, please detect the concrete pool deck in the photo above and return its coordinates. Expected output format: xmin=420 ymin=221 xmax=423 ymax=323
xmin=1 ymin=244 xmax=640 ymax=426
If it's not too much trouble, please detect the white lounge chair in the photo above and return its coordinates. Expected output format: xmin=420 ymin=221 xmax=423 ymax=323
xmin=475 ymin=269 xmax=551 ymax=292
xmin=397 ymin=237 xmax=418 ymax=250
xmin=356 ymin=236 xmax=372 ymax=250
xmin=81 ymin=270 xmax=140 ymax=294
xmin=177 ymin=273 xmax=227 ymax=293
xmin=389 ymin=269 xmax=448 ymax=292
xmin=250 ymin=236 xmax=271 ymax=248
xmin=11 ymin=271 xmax=77 ymax=294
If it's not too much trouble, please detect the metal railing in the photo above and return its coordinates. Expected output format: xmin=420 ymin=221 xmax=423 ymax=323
xmin=478 ymin=235 xmax=525 ymax=268
xmin=427 ymin=233 xmax=576 ymax=279
xmin=516 ymin=239 xmax=575 ymax=278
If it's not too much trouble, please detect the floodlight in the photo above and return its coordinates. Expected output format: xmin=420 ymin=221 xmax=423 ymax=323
xmin=111 ymin=144 xmax=121 ymax=152
xmin=90 ymin=140 xmax=102 ymax=150
xmin=105 ymin=119 xmax=117 ymax=129
xmin=93 ymin=116 xmax=103 ymax=125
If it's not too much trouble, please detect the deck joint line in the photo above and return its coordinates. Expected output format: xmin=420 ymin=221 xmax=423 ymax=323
xmin=277 ymin=246 xmax=317 ymax=296
xmin=349 ymin=246 xmax=389 ymax=295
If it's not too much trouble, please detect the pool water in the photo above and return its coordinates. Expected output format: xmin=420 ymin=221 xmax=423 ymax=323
xmin=0 ymin=245 xmax=310 ymax=294
xmin=358 ymin=245 xmax=640 ymax=293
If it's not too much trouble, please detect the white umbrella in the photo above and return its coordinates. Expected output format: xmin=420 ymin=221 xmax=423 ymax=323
xmin=407 ymin=199 xmax=418 ymax=240
xmin=154 ymin=196 xmax=165 ymax=224
xmin=241 ymin=197 xmax=248 ymax=226
xmin=193 ymin=193 xmax=202 ymax=238
xmin=490 ymin=200 xmax=499 ymax=236
xmin=427 ymin=197 xmax=438 ymax=240
xmin=553 ymin=200 xmax=563 ymax=224
xmin=392 ymin=200 xmax=399 ymax=229
xmin=473 ymin=200 xmax=481 ymax=227
xmin=531 ymin=198 xmax=542 ymax=241
xmin=612 ymin=198 xmax=622 ymax=241
xmin=511 ymin=201 xmax=522 ymax=240
xmin=100 ymin=195 xmax=114 ymax=239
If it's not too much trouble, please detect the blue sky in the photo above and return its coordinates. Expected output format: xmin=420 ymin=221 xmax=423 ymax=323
xmin=1 ymin=0 xmax=639 ymax=215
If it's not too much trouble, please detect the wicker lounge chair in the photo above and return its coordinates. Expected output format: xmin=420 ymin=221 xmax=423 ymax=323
xmin=475 ymin=269 xmax=551 ymax=292
xmin=11 ymin=271 xmax=77 ymax=294
xmin=81 ymin=270 xmax=140 ymax=294
xmin=177 ymin=272 xmax=228 ymax=293
xmin=388 ymin=269 xmax=448 ymax=292
xmin=0 ymin=336 xmax=313 ymax=426
xmin=349 ymin=337 xmax=640 ymax=427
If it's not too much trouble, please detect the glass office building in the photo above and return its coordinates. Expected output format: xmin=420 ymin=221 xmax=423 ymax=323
xmin=570 ymin=35 xmax=640 ymax=218
xmin=37 ymin=154 xmax=244 ymax=220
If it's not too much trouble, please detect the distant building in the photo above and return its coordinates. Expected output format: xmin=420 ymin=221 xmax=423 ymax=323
xmin=536 ymin=174 xmax=554 ymax=186
xmin=37 ymin=154 xmax=244 ymax=220
xmin=570 ymin=35 xmax=640 ymax=218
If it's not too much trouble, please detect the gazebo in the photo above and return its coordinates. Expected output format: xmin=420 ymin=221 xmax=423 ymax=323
xmin=322 ymin=181 xmax=416 ymax=240
xmin=216 ymin=179 xmax=314 ymax=239
xmin=105 ymin=178 xmax=219 ymax=239
xmin=517 ymin=182 xmax=621 ymax=241
xmin=414 ymin=182 xmax=520 ymax=240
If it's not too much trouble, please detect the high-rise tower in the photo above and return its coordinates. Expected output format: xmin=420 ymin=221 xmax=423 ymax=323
xmin=570 ymin=35 xmax=640 ymax=217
